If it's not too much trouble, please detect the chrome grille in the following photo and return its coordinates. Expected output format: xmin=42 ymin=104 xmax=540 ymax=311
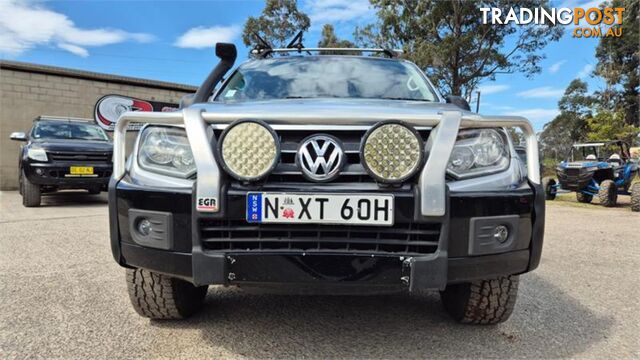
xmin=47 ymin=151 xmax=112 ymax=162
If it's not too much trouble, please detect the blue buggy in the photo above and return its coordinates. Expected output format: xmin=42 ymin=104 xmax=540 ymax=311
xmin=543 ymin=140 xmax=639 ymax=209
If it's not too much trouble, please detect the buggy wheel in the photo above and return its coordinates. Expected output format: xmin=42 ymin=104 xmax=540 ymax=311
xmin=542 ymin=177 xmax=556 ymax=200
xmin=598 ymin=179 xmax=617 ymax=207
xmin=576 ymin=192 xmax=593 ymax=203
xmin=631 ymin=182 xmax=640 ymax=212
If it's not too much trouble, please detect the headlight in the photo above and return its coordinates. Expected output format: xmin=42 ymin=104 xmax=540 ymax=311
xmin=27 ymin=148 xmax=48 ymax=162
xmin=361 ymin=121 xmax=424 ymax=183
xmin=447 ymin=129 xmax=510 ymax=179
xmin=218 ymin=120 xmax=279 ymax=181
xmin=138 ymin=126 xmax=196 ymax=178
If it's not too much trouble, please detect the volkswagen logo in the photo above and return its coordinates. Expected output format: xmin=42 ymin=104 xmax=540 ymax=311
xmin=297 ymin=135 xmax=345 ymax=182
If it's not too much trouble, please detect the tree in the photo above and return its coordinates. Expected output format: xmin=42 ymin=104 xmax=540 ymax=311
xmin=586 ymin=111 xmax=639 ymax=144
xmin=354 ymin=0 xmax=563 ymax=97
xmin=317 ymin=24 xmax=356 ymax=55
xmin=539 ymin=79 xmax=593 ymax=159
xmin=242 ymin=0 xmax=310 ymax=49
xmin=594 ymin=0 xmax=639 ymax=126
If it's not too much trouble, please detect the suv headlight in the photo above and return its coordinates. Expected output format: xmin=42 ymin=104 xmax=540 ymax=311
xmin=27 ymin=147 xmax=48 ymax=162
xmin=218 ymin=120 xmax=279 ymax=181
xmin=138 ymin=126 xmax=196 ymax=178
xmin=361 ymin=121 xmax=424 ymax=183
xmin=447 ymin=129 xmax=510 ymax=179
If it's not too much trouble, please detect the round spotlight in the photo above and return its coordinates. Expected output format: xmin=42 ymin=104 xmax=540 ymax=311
xmin=218 ymin=119 xmax=279 ymax=181
xmin=361 ymin=121 xmax=424 ymax=183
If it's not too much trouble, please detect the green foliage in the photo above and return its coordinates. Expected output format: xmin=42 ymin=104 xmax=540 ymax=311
xmin=594 ymin=0 xmax=639 ymax=126
xmin=539 ymin=79 xmax=593 ymax=160
xmin=317 ymin=24 xmax=357 ymax=55
xmin=242 ymin=0 xmax=310 ymax=49
xmin=586 ymin=111 xmax=639 ymax=143
xmin=355 ymin=0 xmax=563 ymax=97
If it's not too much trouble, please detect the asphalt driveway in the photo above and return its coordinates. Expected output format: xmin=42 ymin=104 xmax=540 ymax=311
xmin=0 ymin=191 xmax=638 ymax=358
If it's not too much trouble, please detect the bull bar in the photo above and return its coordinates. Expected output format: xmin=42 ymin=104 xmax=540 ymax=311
xmin=112 ymin=108 xmax=539 ymax=217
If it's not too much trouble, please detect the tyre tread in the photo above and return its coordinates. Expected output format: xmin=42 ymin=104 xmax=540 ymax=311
xmin=126 ymin=268 xmax=206 ymax=320
xmin=441 ymin=275 xmax=519 ymax=324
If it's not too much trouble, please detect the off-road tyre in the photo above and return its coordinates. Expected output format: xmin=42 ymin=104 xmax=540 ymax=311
xmin=440 ymin=275 xmax=519 ymax=324
xmin=126 ymin=268 xmax=208 ymax=320
xmin=598 ymin=179 xmax=617 ymax=207
xmin=576 ymin=192 xmax=593 ymax=203
xmin=630 ymin=182 xmax=640 ymax=212
xmin=542 ymin=177 xmax=556 ymax=200
xmin=21 ymin=171 xmax=41 ymax=207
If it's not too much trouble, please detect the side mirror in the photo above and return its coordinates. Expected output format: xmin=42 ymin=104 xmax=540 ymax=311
xmin=10 ymin=132 xmax=27 ymax=141
xmin=445 ymin=95 xmax=471 ymax=111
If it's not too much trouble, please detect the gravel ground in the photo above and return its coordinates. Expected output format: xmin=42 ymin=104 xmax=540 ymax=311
xmin=0 ymin=190 xmax=638 ymax=359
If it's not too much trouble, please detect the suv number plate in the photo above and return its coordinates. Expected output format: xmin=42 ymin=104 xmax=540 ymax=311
xmin=246 ymin=193 xmax=394 ymax=225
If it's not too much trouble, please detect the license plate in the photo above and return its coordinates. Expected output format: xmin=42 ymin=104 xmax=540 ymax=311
xmin=69 ymin=166 xmax=94 ymax=175
xmin=246 ymin=193 xmax=394 ymax=225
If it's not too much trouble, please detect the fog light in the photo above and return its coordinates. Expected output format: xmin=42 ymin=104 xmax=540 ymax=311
xmin=36 ymin=168 xmax=44 ymax=176
xmin=137 ymin=219 xmax=152 ymax=236
xmin=493 ymin=225 xmax=509 ymax=243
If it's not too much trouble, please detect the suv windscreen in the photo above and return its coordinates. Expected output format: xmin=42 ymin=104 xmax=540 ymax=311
xmin=31 ymin=121 xmax=110 ymax=141
xmin=215 ymin=56 xmax=438 ymax=102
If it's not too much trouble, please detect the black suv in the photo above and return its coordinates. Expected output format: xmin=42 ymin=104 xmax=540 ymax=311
xmin=109 ymin=44 xmax=544 ymax=324
xmin=10 ymin=116 xmax=113 ymax=207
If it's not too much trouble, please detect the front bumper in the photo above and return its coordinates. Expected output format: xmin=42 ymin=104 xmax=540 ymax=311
xmin=24 ymin=162 xmax=112 ymax=188
xmin=110 ymin=178 xmax=544 ymax=292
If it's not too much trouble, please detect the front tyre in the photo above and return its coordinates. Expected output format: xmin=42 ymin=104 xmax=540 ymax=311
xmin=598 ymin=179 xmax=617 ymax=207
xmin=631 ymin=182 xmax=640 ymax=212
xmin=542 ymin=177 xmax=557 ymax=200
xmin=576 ymin=192 xmax=593 ymax=203
xmin=126 ymin=268 xmax=208 ymax=320
xmin=21 ymin=171 xmax=41 ymax=207
xmin=440 ymin=275 xmax=519 ymax=324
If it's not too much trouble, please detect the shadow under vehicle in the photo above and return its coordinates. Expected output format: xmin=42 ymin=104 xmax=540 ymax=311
xmin=543 ymin=140 xmax=640 ymax=210
xmin=10 ymin=116 xmax=113 ymax=207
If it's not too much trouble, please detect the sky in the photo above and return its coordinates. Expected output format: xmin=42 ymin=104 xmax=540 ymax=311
xmin=0 ymin=0 xmax=609 ymax=131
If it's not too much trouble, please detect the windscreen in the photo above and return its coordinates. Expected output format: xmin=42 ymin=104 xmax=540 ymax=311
xmin=32 ymin=121 xmax=110 ymax=141
xmin=215 ymin=57 xmax=438 ymax=102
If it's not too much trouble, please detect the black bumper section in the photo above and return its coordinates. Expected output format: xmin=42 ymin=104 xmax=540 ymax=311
xmin=111 ymin=179 xmax=544 ymax=292
xmin=120 ymin=242 xmax=530 ymax=287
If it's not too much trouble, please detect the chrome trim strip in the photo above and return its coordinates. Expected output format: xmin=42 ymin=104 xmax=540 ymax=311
xmin=419 ymin=111 xmax=461 ymax=216
xmin=183 ymin=108 xmax=222 ymax=212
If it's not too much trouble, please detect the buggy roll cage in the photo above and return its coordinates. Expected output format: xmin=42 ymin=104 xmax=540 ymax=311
xmin=568 ymin=140 xmax=631 ymax=161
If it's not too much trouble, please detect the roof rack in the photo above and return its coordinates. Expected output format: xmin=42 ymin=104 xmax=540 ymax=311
xmin=251 ymin=47 xmax=403 ymax=58
xmin=35 ymin=115 xmax=94 ymax=123
xmin=250 ymin=30 xmax=402 ymax=59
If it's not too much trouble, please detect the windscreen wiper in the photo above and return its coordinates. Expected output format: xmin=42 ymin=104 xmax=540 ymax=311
xmin=379 ymin=97 xmax=431 ymax=102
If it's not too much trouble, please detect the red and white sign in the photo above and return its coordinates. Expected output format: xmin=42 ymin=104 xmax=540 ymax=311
xmin=94 ymin=94 xmax=179 ymax=131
